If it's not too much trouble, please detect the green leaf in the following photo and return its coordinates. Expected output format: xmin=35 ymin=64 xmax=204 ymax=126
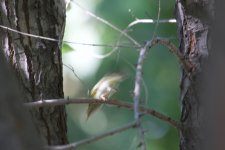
xmin=62 ymin=43 xmax=74 ymax=53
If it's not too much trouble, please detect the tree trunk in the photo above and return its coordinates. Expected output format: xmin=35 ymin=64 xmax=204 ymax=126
xmin=0 ymin=50 xmax=43 ymax=150
xmin=175 ymin=0 xmax=217 ymax=150
xmin=0 ymin=0 xmax=68 ymax=145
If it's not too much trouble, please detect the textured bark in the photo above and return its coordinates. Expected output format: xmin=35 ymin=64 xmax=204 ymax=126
xmin=0 ymin=0 xmax=68 ymax=145
xmin=0 ymin=51 xmax=42 ymax=150
xmin=175 ymin=0 xmax=214 ymax=150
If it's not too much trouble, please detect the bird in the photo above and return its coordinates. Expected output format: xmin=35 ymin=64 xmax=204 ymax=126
xmin=86 ymin=73 xmax=125 ymax=120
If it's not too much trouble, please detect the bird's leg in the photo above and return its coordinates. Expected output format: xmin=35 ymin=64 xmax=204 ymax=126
xmin=100 ymin=94 xmax=108 ymax=101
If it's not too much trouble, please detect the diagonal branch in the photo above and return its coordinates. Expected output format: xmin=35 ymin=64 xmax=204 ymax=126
xmin=24 ymin=98 xmax=181 ymax=129
xmin=71 ymin=0 xmax=141 ymax=47
xmin=46 ymin=121 xmax=137 ymax=150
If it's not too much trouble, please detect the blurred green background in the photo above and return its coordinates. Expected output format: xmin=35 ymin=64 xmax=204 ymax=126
xmin=62 ymin=0 xmax=180 ymax=149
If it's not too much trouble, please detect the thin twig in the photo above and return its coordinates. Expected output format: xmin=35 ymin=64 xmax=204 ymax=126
xmin=63 ymin=64 xmax=90 ymax=95
xmin=71 ymin=0 xmax=141 ymax=47
xmin=0 ymin=24 xmax=140 ymax=49
xmin=0 ymin=24 xmax=59 ymax=42
xmin=86 ymin=16 xmax=176 ymax=59
xmin=69 ymin=0 xmax=141 ymax=60
xmin=151 ymin=0 xmax=161 ymax=39
xmin=133 ymin=41 xmax=153 ymax=150
xmin=0 ymin=19 xmax=177 ymax=60
xmin=46 ymin=121 xmax=137 ymax=150
xmin=64 ymin=41 xmax=140 ymax=49
xmin=24 ymin=98 xmax=181 ymax=129
xmin=127 ymin=18 xmax=176 ymax=28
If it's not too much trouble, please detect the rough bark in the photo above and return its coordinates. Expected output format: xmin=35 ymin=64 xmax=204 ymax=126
xmin=0 ymin=0 xmax=68 ymax=145
xmin=0 ymin=50 xmax=42 ymax=150
xmin=175 ymin=0 xmax=214 ymax=150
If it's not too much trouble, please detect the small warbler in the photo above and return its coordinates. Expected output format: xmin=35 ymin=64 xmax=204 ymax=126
xmin=86 ymin=73 xmax=124 ymax=120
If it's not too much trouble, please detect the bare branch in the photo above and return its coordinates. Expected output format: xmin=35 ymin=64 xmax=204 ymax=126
xmin=24 ymin=98 xmax=181 ymax=129
xmin=63 ymin=41 xmax=140 ymax=49
xmin=131 ymin=1 xmax=171 ymax=143
xmin=151 ymin=38 xmax=194 ymax=72
xmin=133 ymin=40 xmax=154 ymax=150
xmin=0 ymin=24 xmax=59 ymax=42
xmin=46 ymin=122 xmax=137 ymax=150
xmin=0 ymin=24 xmax=139 ymax=49
xmin=127 ymin=18 xmax=176 ymax=28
